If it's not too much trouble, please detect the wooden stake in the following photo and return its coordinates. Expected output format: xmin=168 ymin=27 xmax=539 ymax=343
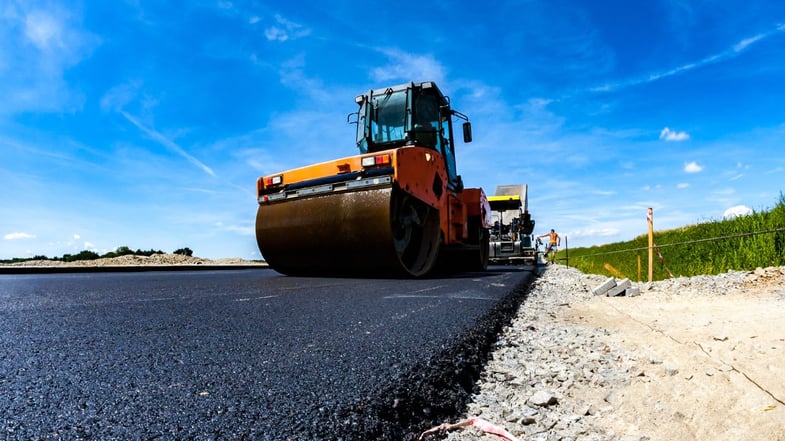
xmin=647 ymin=207 xmax=654 ymax=283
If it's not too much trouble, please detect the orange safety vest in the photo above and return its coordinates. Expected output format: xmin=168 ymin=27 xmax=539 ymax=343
xmin=548 ymin=231 xmax=558 ymax=244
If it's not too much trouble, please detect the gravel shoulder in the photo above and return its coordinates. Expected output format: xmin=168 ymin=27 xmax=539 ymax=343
xmin=439 ymin=264 xmax=785 ymax=441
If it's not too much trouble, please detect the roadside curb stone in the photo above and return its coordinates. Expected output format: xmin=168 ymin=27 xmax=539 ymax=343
xmin=625 ymin=286 xmax=641 ymax=297
xmin=592 ymin=277 xmax=616 ymax=296
xmin=606 ymin=278 xmax=632 ymax=297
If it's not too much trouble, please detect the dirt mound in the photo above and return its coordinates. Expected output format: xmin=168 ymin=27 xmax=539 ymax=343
xmin=2 ymin=254 xmax=260 ymax=267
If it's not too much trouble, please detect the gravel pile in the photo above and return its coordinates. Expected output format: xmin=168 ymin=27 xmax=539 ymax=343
xmin=435 ymin=263 xmax=785 ymax=441
xmin=1 ymin=254 xmax=261 ymax=267
xmin=645 ymin=265 xmax=785 ymax=297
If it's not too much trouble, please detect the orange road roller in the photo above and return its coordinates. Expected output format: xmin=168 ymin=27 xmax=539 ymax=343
xmin=255 ymin=81 xmax=491 ymax=277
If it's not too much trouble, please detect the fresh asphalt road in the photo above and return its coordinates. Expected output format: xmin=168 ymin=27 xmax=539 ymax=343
xmin=0 ymin=267 xmax=536 ymax=440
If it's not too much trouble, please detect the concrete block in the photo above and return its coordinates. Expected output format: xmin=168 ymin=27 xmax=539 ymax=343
xmin=592 ymin=277 xmax=616 ymax=296
xmin=606 ymin=278 xmax=632 ymax=297
xmin=625 ymin=286 xmax=641 ymax=297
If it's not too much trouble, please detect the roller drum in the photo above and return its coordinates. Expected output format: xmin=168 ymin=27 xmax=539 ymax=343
xmin=256 ymin=186 xmax=441 ymax=277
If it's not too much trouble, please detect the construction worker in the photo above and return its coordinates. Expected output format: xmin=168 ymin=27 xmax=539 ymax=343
xmin=537 ymin=229 xmax=561 ymax=264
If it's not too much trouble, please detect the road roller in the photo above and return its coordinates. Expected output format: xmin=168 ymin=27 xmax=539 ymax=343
xmin=255 ymin=81 xmax=491 ymax=277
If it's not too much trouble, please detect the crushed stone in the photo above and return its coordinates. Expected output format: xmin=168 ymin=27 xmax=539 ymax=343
xmin=437 ymin=263 xmax=785 ymax=441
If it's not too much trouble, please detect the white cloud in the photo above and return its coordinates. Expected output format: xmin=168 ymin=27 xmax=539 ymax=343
xmin=73 ymin=233 xmax=81 ymax=239
xmin=723 ymin=205 xmax=753 ymax=219
xmin=264 ymin=14 xmax=310 ymax=42
xmin=0 ymin=4 xmax=100 ymax=116
xmin=4 ymin=232 xmax=36 ymax=240
xmin=25 ymin=10 xmax=65 ymax=50
xmin=264 ymin=27 xmax=287 ymax=41
xmin=100 ymin=81 xmax=143 ymax=112
xmin=660 ymin=127 xmax=690 ymax=141
xmin=215 ymin=222 xmax=254 ymax=236
xmin=684 ymin=161 xmax=703 ymax=173
xmin=371 ymin=49 xmax=446 ymax=85
xmin=676 ymin=183 xmax=689 ymax=189
xmin=567 ymin=227 xmax=620 ymax=240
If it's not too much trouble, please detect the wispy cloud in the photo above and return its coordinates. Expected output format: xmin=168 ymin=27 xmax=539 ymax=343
xmin=100 ymin=81 xmax=143 ymax=112
xmin=0 ymin=3 xmax=99 ymax=115
xmin=215 ymin=222 xmax=254 ymax=236
xmin=264 ymin=14 xmax=310 ymax=42
xmin=684 ymin=161 xmax=703 ymax=173
xmin=4 ymin=232 xmax=36 ymax=240
xmin=370 ymin=49 xmax=446 ymax=84
xmin=216 ymin=1 xmax=233 ymax=11
xmin=24 ymin=10 xmax=66 ymax=50
xmin=568 ymin=227 xmax=620 ymax=240
xmin=591 ymin=23 xmax=785 ymax=93
xmin=733 ymin=34 xmax=765 ymax=52
xmin=119 ymin=111 xmax=216 ymax=177
xmin=660 ymin=127 xmax=690 ymax=141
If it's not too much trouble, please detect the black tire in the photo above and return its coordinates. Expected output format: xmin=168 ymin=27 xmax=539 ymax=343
xmin=390 ymin=188 xmax=441 ymax=277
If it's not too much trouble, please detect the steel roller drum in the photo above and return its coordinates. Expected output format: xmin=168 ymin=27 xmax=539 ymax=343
xmin=255 ymin=186 xmax=441 ymax=277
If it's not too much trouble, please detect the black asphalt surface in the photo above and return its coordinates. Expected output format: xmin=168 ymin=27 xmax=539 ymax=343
xmin=0 ymin=267 xmax=536 ymax=440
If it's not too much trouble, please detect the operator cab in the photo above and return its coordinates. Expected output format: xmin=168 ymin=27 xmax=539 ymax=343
xmin=351 ymin=81 xmax=472 ymax=190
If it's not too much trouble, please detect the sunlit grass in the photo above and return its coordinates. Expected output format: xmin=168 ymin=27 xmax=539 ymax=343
xmin=561 ymin=193 xmax=785 ymax=281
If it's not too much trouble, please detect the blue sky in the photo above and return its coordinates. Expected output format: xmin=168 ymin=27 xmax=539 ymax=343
xmin=2 ymin=0 xmax=784 ymax=260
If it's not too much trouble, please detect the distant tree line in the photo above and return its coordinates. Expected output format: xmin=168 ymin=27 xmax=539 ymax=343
xmin=1 ymin=246 xmax=194 ymax=264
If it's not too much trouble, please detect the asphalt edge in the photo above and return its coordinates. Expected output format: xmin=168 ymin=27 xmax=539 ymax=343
xmin=322 ymin=266 xmax=543 ymax=440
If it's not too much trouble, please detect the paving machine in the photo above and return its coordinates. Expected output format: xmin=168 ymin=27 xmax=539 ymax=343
xmin=488 ymin=185 xmax=536 ymax=265
xmin=255 ymin=82 xmax=491 ymax=277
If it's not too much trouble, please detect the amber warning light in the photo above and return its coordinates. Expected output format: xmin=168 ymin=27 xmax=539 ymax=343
xmin=361 ymin=155 xmax=391 ymax=167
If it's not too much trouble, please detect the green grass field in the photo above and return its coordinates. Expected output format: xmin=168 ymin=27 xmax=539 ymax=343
xmin=559 ymin=194 xmax=785 ymax=281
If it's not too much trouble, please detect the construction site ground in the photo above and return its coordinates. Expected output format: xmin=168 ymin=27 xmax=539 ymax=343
xmin=567 ymin=277 xmax=785 ymax=440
